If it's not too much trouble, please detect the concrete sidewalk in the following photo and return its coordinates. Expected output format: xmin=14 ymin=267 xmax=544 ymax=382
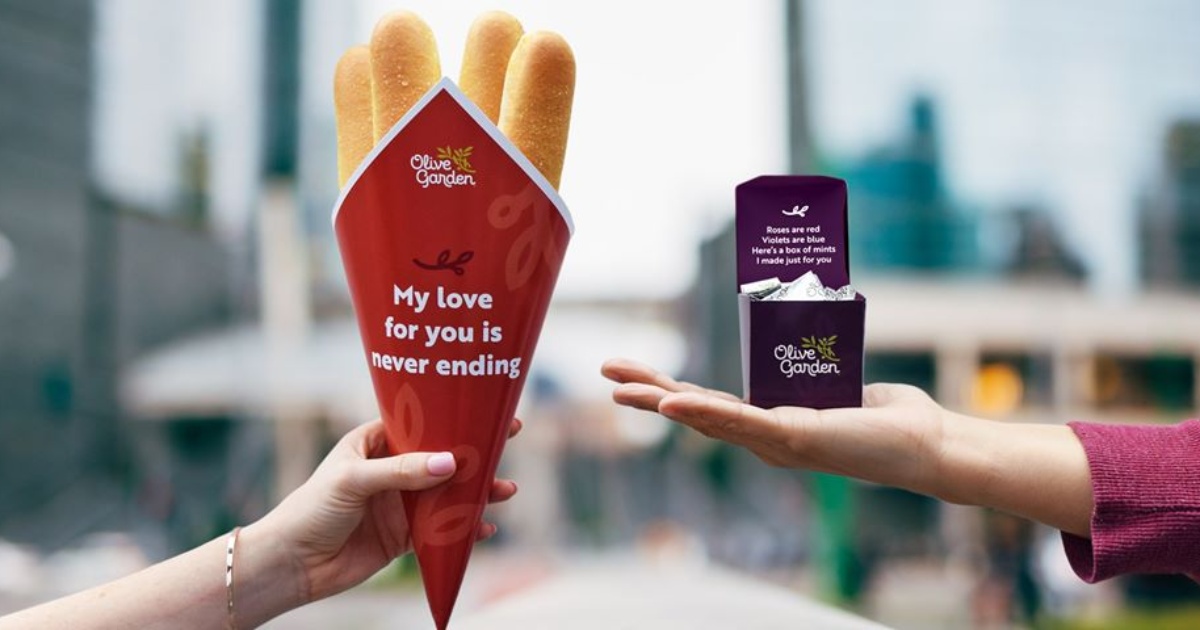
xmin=261 ymin=555 xmax=889 ymax=630
xmin=453 ymin=559 xmax=889 ymax=630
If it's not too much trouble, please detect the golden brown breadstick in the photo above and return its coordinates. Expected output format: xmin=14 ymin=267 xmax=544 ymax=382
xmin=334 ymin=45 xmax=374 ymax=187
xmin=370 ymin=10 xmax=441 ymax=141
xmin=458 ymin=11 xmax=523 ymax=123
xmin=499 ymin=31 xmax=575 ymax=190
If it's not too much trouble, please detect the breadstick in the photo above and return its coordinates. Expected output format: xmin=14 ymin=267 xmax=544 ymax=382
xmin=334 ymin=45 xmax=374 ymax=187
xmin=370 ymin=10 xmax=440 ymax=141
xmin=458 ymin=11 xmax=523 ymax=123
xmin=499 ymin=31 xmax=575 ymax=190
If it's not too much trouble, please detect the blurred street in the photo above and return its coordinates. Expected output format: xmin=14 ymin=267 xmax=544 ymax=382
xmin=0 ymin=542 xmax=1125 ymax=629
xmin=267 ymin=558 xmax=891 ymax=630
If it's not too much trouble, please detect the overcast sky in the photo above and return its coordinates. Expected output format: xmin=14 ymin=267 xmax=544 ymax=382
xmin=93 ymin=0 xmax=1200 ymax=299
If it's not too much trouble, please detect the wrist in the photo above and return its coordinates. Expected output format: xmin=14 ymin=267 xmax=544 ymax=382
xmin=924 ymin=413 xmax=1093 ymax=536
xmin=926 ymin=410 xmax=1000 ymax=507
xmin=229 ymin=522 xmax=308 ymax=627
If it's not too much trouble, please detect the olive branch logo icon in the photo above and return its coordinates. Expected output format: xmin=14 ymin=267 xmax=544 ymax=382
xmin=436 ymin=146 xmax=475 ymax=173
xmin=801 ymin=335 xmax=839 ymax=362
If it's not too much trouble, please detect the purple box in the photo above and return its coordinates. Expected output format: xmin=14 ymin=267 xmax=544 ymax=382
xmin=736 ymin=176 xmax=865 ymax=409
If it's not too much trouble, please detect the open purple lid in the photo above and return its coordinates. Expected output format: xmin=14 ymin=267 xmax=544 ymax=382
xmin=735 ymin=176 xmax=850 ymax=290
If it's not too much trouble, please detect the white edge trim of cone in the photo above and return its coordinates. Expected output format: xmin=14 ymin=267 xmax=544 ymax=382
xmin=331 ymin=77 xmax=575 ymax=235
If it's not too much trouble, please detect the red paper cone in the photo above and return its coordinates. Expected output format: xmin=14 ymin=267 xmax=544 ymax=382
xmin=332 ymin=79 xmax=572 ymax=628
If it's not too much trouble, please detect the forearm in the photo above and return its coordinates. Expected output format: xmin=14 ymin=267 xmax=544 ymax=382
xmin=0 ymin=523 xmax=304 ymax=630
xmin=931 ymin=412 xmax=1093 ymax=537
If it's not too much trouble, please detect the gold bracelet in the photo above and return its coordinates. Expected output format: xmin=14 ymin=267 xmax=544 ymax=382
xmin=225 ymin=526 xmax=242 ymax=630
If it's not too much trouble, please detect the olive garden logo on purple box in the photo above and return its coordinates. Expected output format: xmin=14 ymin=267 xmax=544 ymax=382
xmin=776 ymin=334 xmax=840 ymax=378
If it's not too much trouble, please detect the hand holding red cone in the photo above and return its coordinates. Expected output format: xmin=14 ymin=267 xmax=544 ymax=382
xmin=331 ymin=12 xmax=575 ymax=630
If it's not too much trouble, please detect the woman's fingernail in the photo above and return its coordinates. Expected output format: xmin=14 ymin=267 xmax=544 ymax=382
xmin=426 ymin=452 xmax=456 ymax=476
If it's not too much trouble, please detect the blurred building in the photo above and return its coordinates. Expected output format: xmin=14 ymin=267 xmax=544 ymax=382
xmin=116 ymin=0 xmax=315 ymax=550
xmin=1140 ymin=120 xmax=1200 ymax=289
xmin=0 ymin=0 xmax=234 ymax=549
xmin=1003 ymin=205 xmax=1088 ymax=283
xmin=845 ymin=96 xmax=980 ymax=273
xmin=0 ymin=0 xmax=104 ymax=543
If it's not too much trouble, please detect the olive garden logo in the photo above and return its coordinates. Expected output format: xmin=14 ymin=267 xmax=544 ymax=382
xmin=410 ymin=146 xmax=477 ymax=188
xmin=775 ymin=335 xmax=840 ymax=378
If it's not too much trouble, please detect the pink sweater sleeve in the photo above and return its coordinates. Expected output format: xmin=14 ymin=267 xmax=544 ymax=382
xmin=1061 ymin=419 xmax=1200 ymax=582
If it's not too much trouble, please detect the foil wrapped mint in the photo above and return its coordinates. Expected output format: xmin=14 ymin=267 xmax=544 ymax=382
xmin=742 ymin=271 xmax=855 ymax=302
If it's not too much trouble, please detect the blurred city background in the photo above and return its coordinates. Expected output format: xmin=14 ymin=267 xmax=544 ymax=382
xmin=3 ymin=0 xmax=1200 ymax=627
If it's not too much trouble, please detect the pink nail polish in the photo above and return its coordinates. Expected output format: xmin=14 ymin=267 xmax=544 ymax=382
xmin=427 ymin=452 xmax=456 ymax=476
